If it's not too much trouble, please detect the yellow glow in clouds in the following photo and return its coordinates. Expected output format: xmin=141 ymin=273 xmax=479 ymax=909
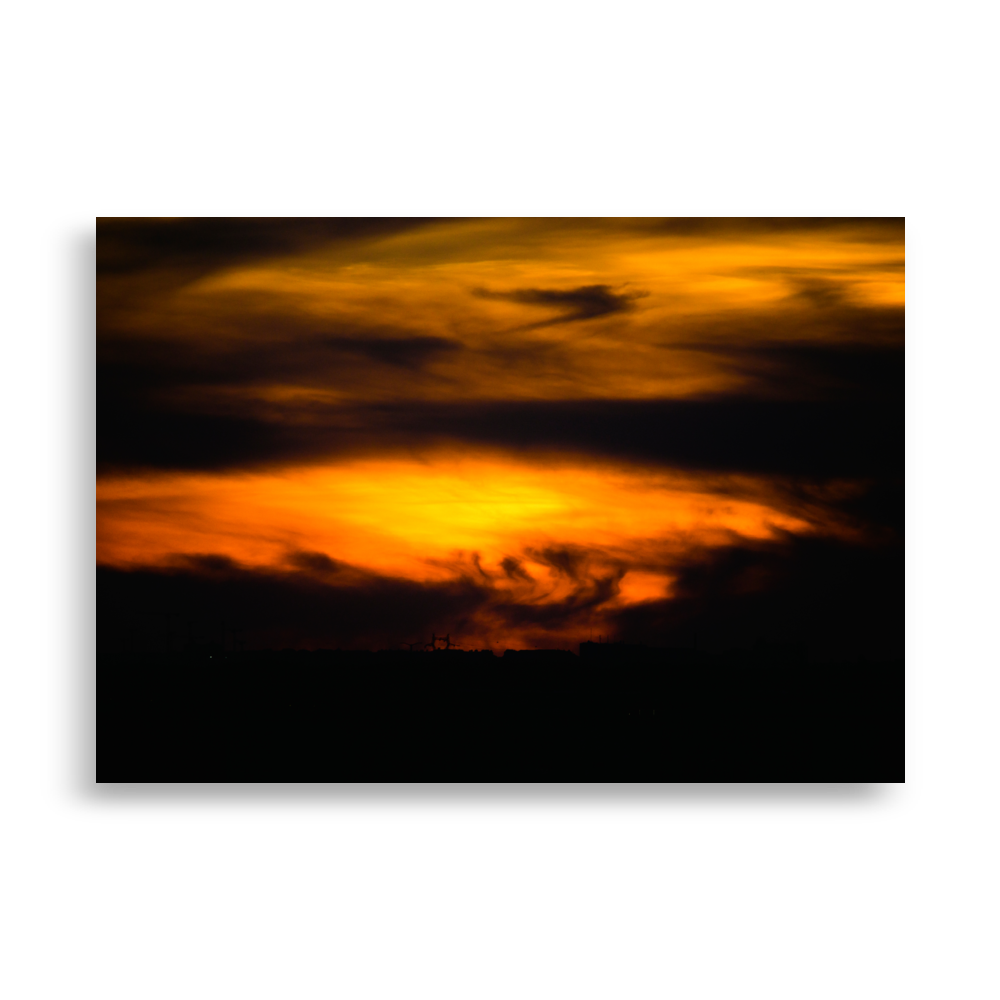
xmin=98 ymin=451 xmax=813 ymax=606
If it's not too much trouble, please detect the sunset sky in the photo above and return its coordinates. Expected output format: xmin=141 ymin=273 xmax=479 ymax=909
xmin=98 ymin=218 xmax=904 ymax=657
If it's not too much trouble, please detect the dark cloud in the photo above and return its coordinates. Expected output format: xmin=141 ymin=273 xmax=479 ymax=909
xmin=98 ymin=217 xmax=440 ymax=278
xmin=284 ymin=551 xmax=348 ymax=575
xmin=487 ymin=570 xmax=625 ymax=631
xmin=500 ymin=557 xmax=533 ymax=582
xmin=474 ymin=283 xmax=646 ymax=326
xmin=99 ymin=558 xmax=491 ymax=653
xmin=606 ymin=532 xmax=903 ymax=662
xmin=416 ymin=395 xmax=902 ymax=478
xmin=531 ymin=545 xmax=589 ymax=580
xmin=323 ymin=335 xmax=463 ymax=370
xmin=97 ymin=324 xmax=466 ymax=471
xmin=99 ymin=394 xmax=903 ymax=480
xmin=99 ymin=316 xmax=462 ymax=390
xmin=99 ymin=408 xmax=283 ymax=472
xmin=175 ymin=554 xmax=241 ymax=574
xmin=690 ymin=341 xmax=905 ymax=404
xmin=787 ymin=277 xmax=853 ymax=309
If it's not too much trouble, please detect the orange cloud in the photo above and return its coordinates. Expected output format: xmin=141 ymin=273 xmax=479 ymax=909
xmin=98 ymin=448 xmax=821 ymax=639
xmin=100 ymin=217 xmax=904 ymax=412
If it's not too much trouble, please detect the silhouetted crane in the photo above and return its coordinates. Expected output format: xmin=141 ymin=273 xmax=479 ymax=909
xmin=426 ymin=633 xmax=461 ymax=651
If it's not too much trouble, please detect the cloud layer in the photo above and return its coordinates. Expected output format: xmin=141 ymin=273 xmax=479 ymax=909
xmin=98 ymin=217 xmax=904 ymax=657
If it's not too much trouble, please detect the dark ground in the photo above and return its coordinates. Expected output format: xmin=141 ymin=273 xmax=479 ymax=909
xmin=99 ymin=644 xmax=903 ymax=781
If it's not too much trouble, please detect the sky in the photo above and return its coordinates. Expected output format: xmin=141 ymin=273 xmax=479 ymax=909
xmin=97 ymin=218 xmax=904 ymax=658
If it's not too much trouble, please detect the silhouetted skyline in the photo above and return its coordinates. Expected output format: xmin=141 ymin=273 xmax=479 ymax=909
xmin=100 ymin=639 xmax=902 ymax=780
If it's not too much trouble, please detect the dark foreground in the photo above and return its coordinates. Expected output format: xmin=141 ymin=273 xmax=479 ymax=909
xmin=99 ymin=647 xmax=903 ymax=781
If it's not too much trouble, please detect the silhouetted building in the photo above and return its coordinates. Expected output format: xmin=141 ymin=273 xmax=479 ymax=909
xmin=578 ymin=640 xmax=691 ymax=663
xmin=579 ymin=640 xmax=647 ymax=658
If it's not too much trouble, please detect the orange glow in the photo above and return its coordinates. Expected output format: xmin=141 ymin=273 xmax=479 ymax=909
xmin=102 ymin=218 xmax=904 ymax=408
xmin=98 ymin=450 xmax=815 ymax=595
